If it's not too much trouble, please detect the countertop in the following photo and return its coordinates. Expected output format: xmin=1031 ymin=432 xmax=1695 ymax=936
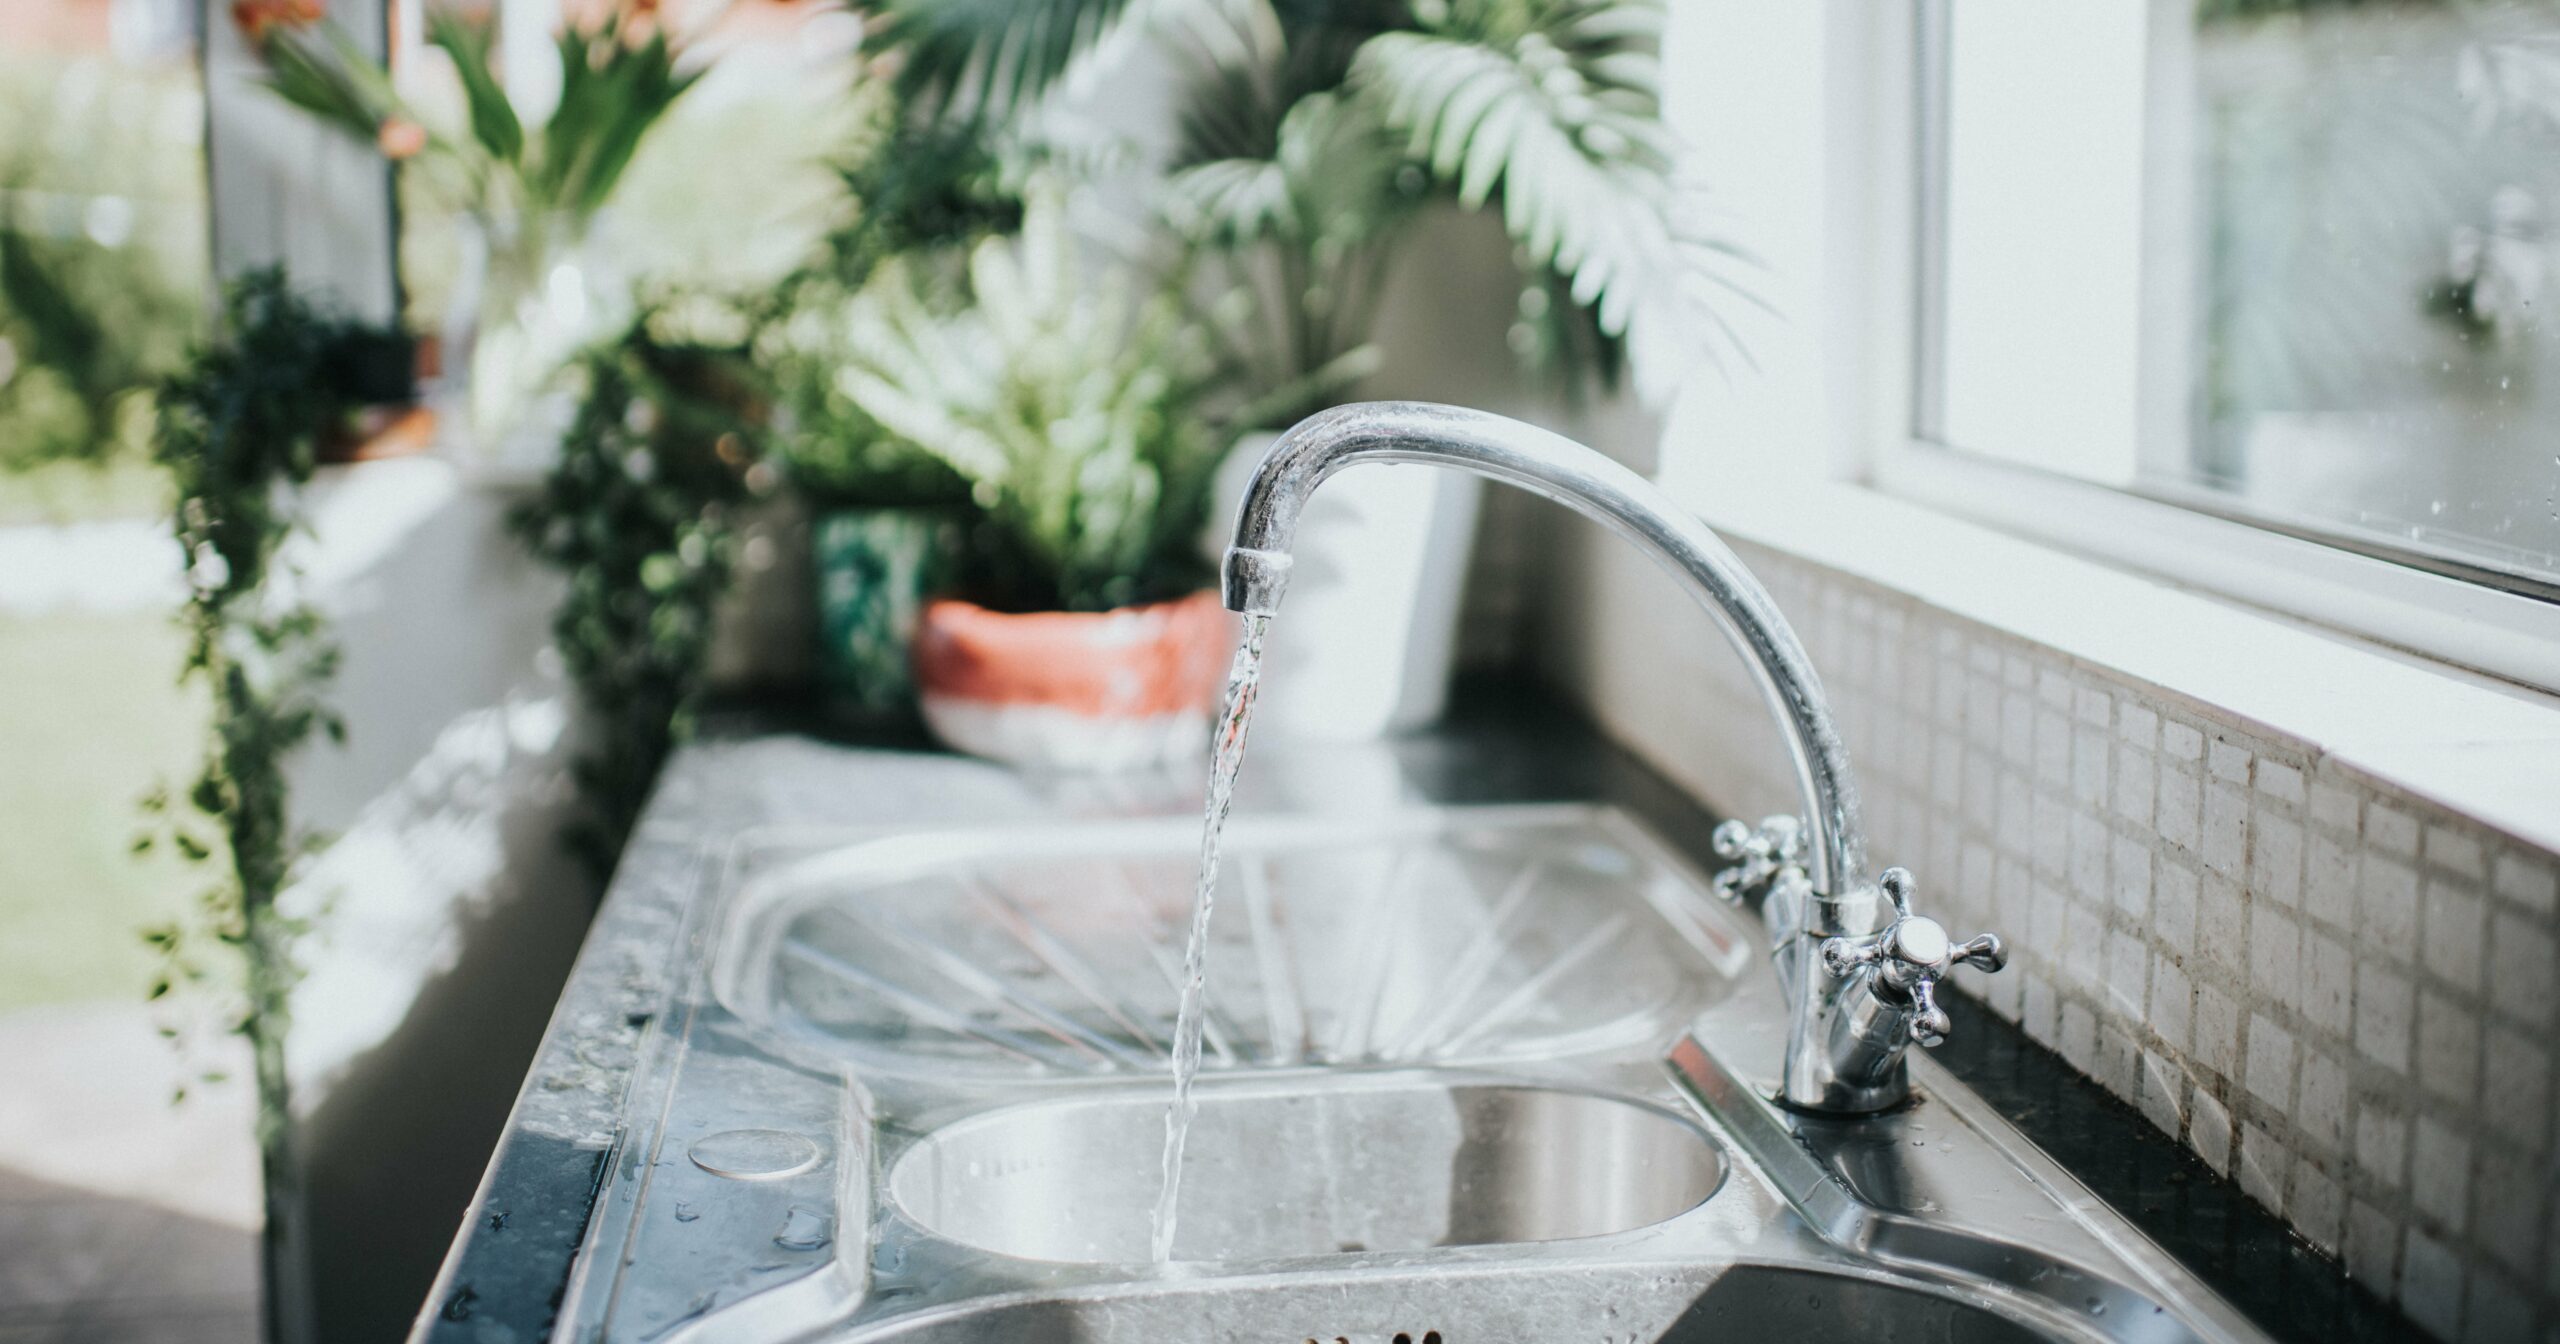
xmin=408 ymin=680 xmax=2422 ymax=1344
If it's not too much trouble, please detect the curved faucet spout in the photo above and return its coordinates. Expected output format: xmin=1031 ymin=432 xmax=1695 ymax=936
xmin=1221 ymin=402 xmax=2008 ymax=1114
xmin=1221 ymin=401 xmax=1867 ymax=898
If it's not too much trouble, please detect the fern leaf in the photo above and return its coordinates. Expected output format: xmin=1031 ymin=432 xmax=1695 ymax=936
xmin=871 ymin=0 xmax=1240 ymax=126
xmin=1354 ymin=5 xmax=1755 ymax=396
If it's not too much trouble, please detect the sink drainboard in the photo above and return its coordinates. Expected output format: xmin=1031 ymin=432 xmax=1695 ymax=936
xmin=714 ymin=806 xmax=1753 ymax=1082
xmin=552 ymin=805 xmax=2273 ymax=1344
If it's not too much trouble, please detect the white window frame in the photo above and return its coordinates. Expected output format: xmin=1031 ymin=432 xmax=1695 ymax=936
xmin=1865 ymin=0 xmax=2560 ymax=694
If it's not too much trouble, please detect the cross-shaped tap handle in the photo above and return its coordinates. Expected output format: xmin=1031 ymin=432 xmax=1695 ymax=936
xmin=1710 ymin=814 xmax=1807 ymax=902
xmin=1817 ymin=867 xmax=2006 ymax=1046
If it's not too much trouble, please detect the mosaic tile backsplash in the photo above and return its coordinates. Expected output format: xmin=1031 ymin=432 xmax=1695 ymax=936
xmin=1535 ymin=517 xmax=2560 ymax=1344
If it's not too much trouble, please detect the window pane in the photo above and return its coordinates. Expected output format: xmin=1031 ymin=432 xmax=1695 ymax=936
xmin=1929 ymin=0 xmax=2560 ymax=591
xmin=2177 ymin=0 xmax=2560 ymax=584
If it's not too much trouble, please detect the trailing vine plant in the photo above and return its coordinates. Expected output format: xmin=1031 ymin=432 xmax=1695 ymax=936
xmin=512 ymin=303 xmax=766 ymax=880
xmin=134 ymin=268 xmax=350 ymax=1344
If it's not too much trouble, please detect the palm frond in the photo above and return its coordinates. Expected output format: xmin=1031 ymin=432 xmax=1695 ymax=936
xmin=871 ymin=0 xmax=1245 ymax=126
xmin=1167 ymin=91 xmax=1404 ymax=247
xmin=1355 ymin=0 xmax=1755 ymax=395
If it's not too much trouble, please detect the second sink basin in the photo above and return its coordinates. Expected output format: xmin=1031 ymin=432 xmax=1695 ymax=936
xmin=886 ymin=1073 xmax=1727 ymax=1264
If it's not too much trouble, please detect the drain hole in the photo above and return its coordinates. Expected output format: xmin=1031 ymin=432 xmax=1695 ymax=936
xmin=1395 ymin=1336 xmax=1412 ymax=1344
xmin=1424 ymin=1334 xmax=1443 ymax=1344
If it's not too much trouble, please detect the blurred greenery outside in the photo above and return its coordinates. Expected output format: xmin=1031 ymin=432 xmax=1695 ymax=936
xmin=396 ymin=43 xmax=865 ymax=334
xmin=0 ymin=49 xmax=208 ymax=480
xmin=0 ymin=28 xmax=861 ymax=1012
xmin=0 ymin=612 xmax=216 ymax=1012
xmin=0 ymin=45 xmax=210 ymax=1013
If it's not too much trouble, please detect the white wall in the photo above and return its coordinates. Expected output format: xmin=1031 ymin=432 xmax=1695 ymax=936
xmin=1529 ymin=10 xmax=2560 ymax=1338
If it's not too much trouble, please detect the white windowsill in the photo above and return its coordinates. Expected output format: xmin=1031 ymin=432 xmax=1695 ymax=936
xmin=1684 ymin=478 xmax=2560 ymax=855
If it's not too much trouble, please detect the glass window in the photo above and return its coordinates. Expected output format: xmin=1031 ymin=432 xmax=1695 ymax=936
xmin=1921 ymin=0 xmax=2560 ymax=596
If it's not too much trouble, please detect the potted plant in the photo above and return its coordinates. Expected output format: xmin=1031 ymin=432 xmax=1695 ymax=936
xmin=762 ymin=112 xmax=1026 ymax=720
xmin=868 ymin=0 xmax=1751 ymax=739
xmin=832 ymin=191 xmax=1251 ymax=770
xmin=234 ymin=0 xmax=705 ymax=460
xmin=768 ymin=352 xmax=978 ymax=721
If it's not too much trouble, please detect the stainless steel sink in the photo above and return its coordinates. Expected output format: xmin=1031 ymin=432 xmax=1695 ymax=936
xmin=829 ymin=1262 xmax=2064 ymax=1343
xmin=888 ymin=1074 xmax=1726 ymax=1263
xmin=552 ymin=805 xmax=2270 ymax=1344
xmin=712 ymin=806 xmax=1753 ymax=1081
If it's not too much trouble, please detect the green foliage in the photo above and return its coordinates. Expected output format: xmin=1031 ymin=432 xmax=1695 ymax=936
xmin=1355 ymin=0 xmax=1754 ymax=384
xmin=0 ymin=227 xmax=189 ymax=468
xmin=136 ymin=270 xmax=351 ymax=1263
xmin=835 ymin=194 xmax=1230 ymax=612
xmin=0 ymin=86 xmax=206 ymax=469
xmin=140 ymin=269 xmax=346 ymax=1007
xmin=429 ymin=11 xmax=523 ymax=165
xmin=762 ymin=316 xmax=977 ymax=512
xmin=251 ymin=7 xmax=701 ymax=230
xmin=800 ymin=113 xmax=1027 ymax=294
xmin=869 ymin=0 xmax=1155 ymax=127
xmin=868 ymin=0 xmax=1754 ymax=405
xmin=1164 ymin=82 xmax=1410 ymax=415
xmin=528 ymin=17 xmax=701 ymax=220
xmin=512 ymin=310 xmax=766 ymax=877
xmin=762 ymin=101 xmax=1026 ymax=511
xmin=258 ymin=18 xmax=400 ymax=140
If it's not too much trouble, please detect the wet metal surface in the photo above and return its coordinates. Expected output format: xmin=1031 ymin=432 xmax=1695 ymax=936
xmin=537 ymin=804 xmax=2267 ymax=1344
xmin=411 ymin=695 xmax=2415 ymax=1344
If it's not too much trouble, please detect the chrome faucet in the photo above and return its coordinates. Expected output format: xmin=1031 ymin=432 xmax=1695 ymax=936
xmin=1219 ymin=401 xmax=2004 ymax=1114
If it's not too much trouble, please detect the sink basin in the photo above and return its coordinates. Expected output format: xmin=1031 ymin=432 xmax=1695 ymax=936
xmin=888 ymin=1074 xmax=1726 ymax=1263
xmin=1665 ymin=1266 xmax=2054 ymax=1343
xmin=838 ymin=1262 xmax=2059 ymax=1343
xmin=557 ymin=805 xmax=2270 ymax=1344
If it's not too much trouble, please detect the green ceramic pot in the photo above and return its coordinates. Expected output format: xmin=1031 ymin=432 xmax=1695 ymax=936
xmin=812 ymin=507 xmax=959 ymax=718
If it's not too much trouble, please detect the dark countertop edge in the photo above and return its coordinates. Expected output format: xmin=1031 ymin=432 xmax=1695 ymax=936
xmin=408 ymin=676 xmax=2423 ymax=1344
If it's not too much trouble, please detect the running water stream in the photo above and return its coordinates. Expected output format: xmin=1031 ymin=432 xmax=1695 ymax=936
xmin=1149 ymin=613 xmax=1271 ymax=1263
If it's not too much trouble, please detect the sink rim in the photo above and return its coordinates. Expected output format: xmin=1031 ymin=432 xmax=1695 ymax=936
xmin=708 ymin=802 xmax=1758 ymax=1085
xmin=817 ymin=1255 xmax=2093 ymax=1344
xmin=563 ymin=804 xmax=2275 ymax=1344
xmin=880 ymin=1066 xmax=1734 ymax=1268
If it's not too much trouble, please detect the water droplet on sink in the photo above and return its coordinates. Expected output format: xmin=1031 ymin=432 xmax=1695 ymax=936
xmin=672 ymin=1201 xmax=699 ymax=1223
xmin=774 ymin=1205 xmax=833 ymax=1251
xmin=690 ymin=1129 xmax=821 ymax=1180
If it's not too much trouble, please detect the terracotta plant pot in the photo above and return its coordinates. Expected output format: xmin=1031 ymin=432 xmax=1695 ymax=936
xmin=913 ymin=591 xmax=1232 ymax=771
